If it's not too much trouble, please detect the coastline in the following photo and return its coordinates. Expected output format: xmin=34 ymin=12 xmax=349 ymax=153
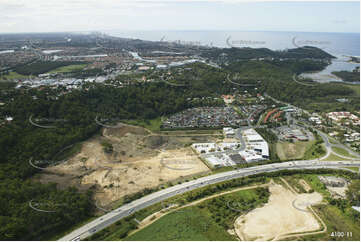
xmin=300 ymin=56 xmax=360 ymax=83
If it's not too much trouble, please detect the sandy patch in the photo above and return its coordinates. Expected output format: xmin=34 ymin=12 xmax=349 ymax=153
xmin=38 ymin=125 xmax=211 ymax=209
xmin=234 ymin=183 xmax=323 ymax=241
xmin=326 ymin=186 xmax=348 ymax=199
xmin=223 ymin=138 xmax=240 ymax=143
xmin=299 ymin=179 xmax=311 ymax=192
xmin=318 ymin=176 xmax=349 ymax=199
xmin=83 ymin=148 xmax=209 ymax=204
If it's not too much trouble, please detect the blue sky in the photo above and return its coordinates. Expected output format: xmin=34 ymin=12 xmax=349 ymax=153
xmin=0 ymin=0 xmax=359 ymax=33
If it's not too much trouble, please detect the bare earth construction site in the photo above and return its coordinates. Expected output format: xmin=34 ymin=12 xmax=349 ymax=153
xmin=1 ymin=24 xmax=359 ymax=241
xmin=33 ymin=124 xmax=214 ymax=209
xmin=234 ymin=182 xmax=323 ymax=241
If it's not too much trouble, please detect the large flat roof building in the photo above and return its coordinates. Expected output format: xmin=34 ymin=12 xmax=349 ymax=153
xmin=191 ymin=128 xmax=269 ymax=168
xmin=241 ymin=128 xmax=269 ymax=162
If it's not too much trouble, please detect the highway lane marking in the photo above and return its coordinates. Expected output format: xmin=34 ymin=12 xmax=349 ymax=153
xmin=59 ymin=162 xmax=359 ymax=241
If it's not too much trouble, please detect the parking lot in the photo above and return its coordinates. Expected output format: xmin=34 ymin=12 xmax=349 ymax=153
xmin=162 ymin=107 xmax=244 ymax=129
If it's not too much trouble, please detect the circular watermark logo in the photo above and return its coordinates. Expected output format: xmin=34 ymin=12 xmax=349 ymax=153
xmin=95 ymin=115 xmax=125 ymax=128
xmin=226 ymin=200 xmax=255 ymax=213
xmin=292 ymin=74 xmax=318 ymax=87
xmin=292 ymin=36 xmax=331 ymax=51
xmin=29 ymin=199 xmax=67 ymax=213
xmin=226 ymin=200 xmax=245 ymax=212
xmin=29 ymin=114 xmax=67 ymax=129
xmin=226 ymin=73 xmax=258 ymax=87
xmin=160 ymin=158 xmax=198 ymax=171
xmin=28 ymin=144 xmax=75 ymax=170
xmin=226 ymin=36 xmax=266 ymax=48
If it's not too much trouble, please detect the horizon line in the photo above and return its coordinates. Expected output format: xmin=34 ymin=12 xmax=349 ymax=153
xmin=0 ymin=29 xmax=360 ymax=35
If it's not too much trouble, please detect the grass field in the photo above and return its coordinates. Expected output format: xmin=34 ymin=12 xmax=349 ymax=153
xmin=282 ymin=175 xmax=309 ymax=193
xmin=277 ymin=139 xmax=326 ymax=161
xmin=126 ymin=207 xmax=236 ymax=241
xmin=126 ymin=188 xmax=269 ymax=241
xmin=301 ymin=205 xmax=360 ymax=241
xmin=122 ymin=117 xmax=162 ymax=132
xmin=47 ymin=64 xmax=87 ymax=74
xmin=322 ymin=153 xmax=348 ymax=161
xmin=298 ymin=174 xmax=329 ymax=199
xmin=332 ymin=146 xmax=355 ymax=158
xmin=277 ymin=141 xmax=313 ymax=160
xmin=295 ymin=174 xmax=360 ymax=241
xmin=87 ymin=176 xmax=268 ymax=241
xmin=302 ymin=142 xmax=326 ymax=160
xmin=343 ymin=167 xmax=359 ymax=172
xmin=329 ymin=137 xmax=339 ymax=145
xmin=0 ymin=71 xmax=30 ymax=80
xmin=86 ymin=171 xmax=358 ymax=241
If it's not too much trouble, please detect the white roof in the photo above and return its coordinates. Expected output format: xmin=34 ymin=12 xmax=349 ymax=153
xmin=239 ymin=150 xmax=263 ymax=162
xmin=243 ymin=129 xmax=264 ymax=142
xmin=352 ymin=206 xmax=360 ymax=212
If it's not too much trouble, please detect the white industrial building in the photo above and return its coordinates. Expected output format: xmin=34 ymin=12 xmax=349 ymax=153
xmin=223 ymin=127 xmax=235 ymax=138
xmin=239 ymin=150 xmax=263 ymax=163
xmin=191 ymin=128 xmax=269 ymax=168
xmin=156 ymin=64 xmax=167 ymax=69
xmin=240 ymin=128 xmax=269 ymax=162
xmin=192 ymin=142 xmax=240 ymax=154
xmin=207 ymin=154 xmax=237 ymax=167
xmin=309 ymin=117 xmax=322 ymax=124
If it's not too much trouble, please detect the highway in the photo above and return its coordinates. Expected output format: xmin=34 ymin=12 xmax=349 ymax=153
xmin=59 ymin=159 xmax=359 ymax=241
xmin=60 ymin=94 xmax=359 ymax=241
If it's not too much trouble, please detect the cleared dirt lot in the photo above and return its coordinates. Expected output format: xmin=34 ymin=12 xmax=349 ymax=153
xmin=33 ymin=125 xmax=212 ymax=209
xmin=234 ymin=183 xmax=323 ymax=241
xmin=276 ymin=141 xmax=313 ymax=161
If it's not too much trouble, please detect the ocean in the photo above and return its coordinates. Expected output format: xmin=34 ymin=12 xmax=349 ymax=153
xmin=107 ymin=30 xmax=359 ymax=56
xmin=106 ymin=30 xmax=360 ymax=82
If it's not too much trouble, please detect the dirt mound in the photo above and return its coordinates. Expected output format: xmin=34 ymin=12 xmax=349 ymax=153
xmin=81 ymin=148 xmax=209 ymax=205
xmin=145 ymin=136 xmax=169 ymax=149
xmin=104 ymin=125 xmax=150 ymax=137
xmin=35 ymin=128 xmax=211 ymax=209
xmin=234 ymin=183 xmax=322 ymax=241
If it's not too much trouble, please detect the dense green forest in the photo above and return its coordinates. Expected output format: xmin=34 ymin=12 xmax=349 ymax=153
xmin=0 ymin=46 xmax=358 ymax=240
xmin=0 ymin=77 xmax=233 ymax=240
xmin=333 ymin=70 xmax=360 ymax=83
xmin=224 ymin=60 xmax=358 ymax=112
xmin=201 ymin=46 xmax=334 ymax=64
